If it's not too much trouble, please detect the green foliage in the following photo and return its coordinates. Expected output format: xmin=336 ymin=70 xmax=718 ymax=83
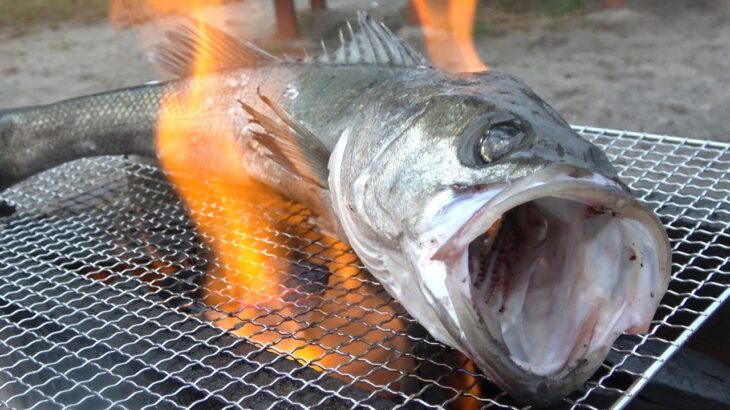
xmin=473 ymin=20 xmax=491 ymax=35
xmin=543 ymin=0 xmax=590 ymax=16
xmin=488 ymin=0 xmax=592 ymax=16
xmin=0 ymin=0 xmax=109 ymax=25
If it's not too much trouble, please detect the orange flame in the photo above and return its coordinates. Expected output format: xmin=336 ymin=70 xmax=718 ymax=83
xmin=111 ymin=0 xmax=487 ymax=401
xmin=148 ymin=0 xmax=281 ymax=305
xmin=413 ymin=0 xmax=488 ymax=72
xmin=111 ymin=0 xmax=414 ymax=392
xmin=110 ymin=0 xmax=217 ymax=26
xmin=204 ymin=230 xmax=415 ymax=390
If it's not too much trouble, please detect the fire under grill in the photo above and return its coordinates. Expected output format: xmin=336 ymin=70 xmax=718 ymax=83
xmin=0 ymin=126 xmax=728 ymax=409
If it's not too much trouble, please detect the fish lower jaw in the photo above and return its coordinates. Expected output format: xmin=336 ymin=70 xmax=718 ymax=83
xmin=473 ymin=197 xmax=647 ymax=372
xmin=426 ymin=166 xmax=670 ymax=402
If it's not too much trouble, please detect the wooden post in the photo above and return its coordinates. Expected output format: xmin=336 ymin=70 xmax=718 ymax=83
xmin=311 ymin=0 xmax=326 ymax=12
xmin=407 ymin=0 xmax=420 ymax=26
xmin=274 ymin=0 xmax=299 ymax=39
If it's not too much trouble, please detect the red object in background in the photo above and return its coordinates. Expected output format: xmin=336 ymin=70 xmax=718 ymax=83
xmin=604 ymin=0 xmax=625 ymax=8
xmin=311 ymin=0 xmax=326 ymax=12
xmin=274 ymin=0 xmax=299 ymax=39
xmin=274 ymin=0 xmax=327 ymax=39
xmin=408 ymin=0 xmax=420 ymax=25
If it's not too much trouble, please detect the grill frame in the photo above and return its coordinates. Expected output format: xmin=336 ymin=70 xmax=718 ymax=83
xmin=0 ymin=126 xmax=728 ymax=409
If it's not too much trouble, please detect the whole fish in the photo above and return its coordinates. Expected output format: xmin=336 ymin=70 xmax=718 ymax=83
xmin=0 ymin=14 xmax=670 ymax=404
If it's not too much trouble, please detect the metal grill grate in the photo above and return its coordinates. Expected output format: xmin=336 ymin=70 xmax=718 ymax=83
xmin=0 ymin=126 xmax=728 ymax=409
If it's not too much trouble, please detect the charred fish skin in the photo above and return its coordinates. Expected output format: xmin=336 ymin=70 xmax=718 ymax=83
xmin=0 ymin=14 xmax=671 ymax=406
xmin=0 ymin=84 xmax=162 ymax=191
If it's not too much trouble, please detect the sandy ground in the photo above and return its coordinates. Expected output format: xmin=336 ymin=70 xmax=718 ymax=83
xmin=476 ymin=0 xmax=730 ymax=142
xmin=1 ymin=0 xmax=728 ymax=142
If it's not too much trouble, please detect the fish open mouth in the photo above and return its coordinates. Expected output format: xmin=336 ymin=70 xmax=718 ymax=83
xmin=425 ymin=165 xmax=671 ymax=385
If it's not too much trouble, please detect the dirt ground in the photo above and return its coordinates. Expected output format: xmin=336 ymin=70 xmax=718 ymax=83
xmin=475 ymin=0 xmax=730 ymax=142
xmin=1 ymin=0 xmax=728 ymax=142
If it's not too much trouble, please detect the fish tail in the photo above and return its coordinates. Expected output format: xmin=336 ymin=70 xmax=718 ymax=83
xmin=0 ymin=83 xmax=163 ymax=191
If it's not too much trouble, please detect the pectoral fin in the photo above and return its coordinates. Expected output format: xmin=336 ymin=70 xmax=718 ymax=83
xmin=239 ymin=90 xmax=330 ymax=189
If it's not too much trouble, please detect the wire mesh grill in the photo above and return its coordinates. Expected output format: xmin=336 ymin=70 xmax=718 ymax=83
xmin=0 ymin=126 xmax=728 ymax=409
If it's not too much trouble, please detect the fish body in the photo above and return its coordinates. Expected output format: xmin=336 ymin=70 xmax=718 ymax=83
xmin=0 ymin=14 xmax=671 ymax=405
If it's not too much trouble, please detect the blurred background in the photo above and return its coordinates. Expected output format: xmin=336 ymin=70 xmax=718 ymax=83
xmin=0 ymin=0 xmax=728 ymax=141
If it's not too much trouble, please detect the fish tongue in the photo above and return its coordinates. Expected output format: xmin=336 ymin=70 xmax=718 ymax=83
xmin=485 ymin=216 xmax=502 ymax=238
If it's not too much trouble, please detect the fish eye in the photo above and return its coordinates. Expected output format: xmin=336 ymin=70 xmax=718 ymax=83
xmin=478 ymin=122 xmax=524 ymax=163
xmin=457 ymin=115 xmax=525 ymax=168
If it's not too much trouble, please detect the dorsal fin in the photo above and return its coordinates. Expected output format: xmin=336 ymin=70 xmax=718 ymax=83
xmin=320 ymin=12 xmax=431 ymax=68
xmin=152 ymin=13 xmax=429 ymax=76
xmin=153 ymin=21 xmax=278 ymax=76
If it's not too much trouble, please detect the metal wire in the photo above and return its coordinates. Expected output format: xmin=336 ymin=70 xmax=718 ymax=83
xmin=0 ymin=126 xmax=727 ymax=409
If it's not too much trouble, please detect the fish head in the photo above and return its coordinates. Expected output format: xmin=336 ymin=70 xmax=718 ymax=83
xmin=329 ymin=71 xmax=671 ymax=404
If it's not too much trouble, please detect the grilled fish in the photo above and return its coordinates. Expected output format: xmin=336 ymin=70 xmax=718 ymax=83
xmin=0 ymin=14 xmax=670 ymax=404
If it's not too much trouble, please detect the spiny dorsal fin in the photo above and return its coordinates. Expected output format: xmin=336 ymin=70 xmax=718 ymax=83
xmin=319 ymin=12 xmax=431 ymax=68
xmin=239 ymin=89 xmax=330 ymax=189
xmin=152 ymin=13 xmax=429 ymax=75
xmin=153 ymin=21 xmax=278 ymax=76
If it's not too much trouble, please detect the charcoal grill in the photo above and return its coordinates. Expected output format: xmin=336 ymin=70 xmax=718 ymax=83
xmin=0 ymin=126 xmax=728 ymax=409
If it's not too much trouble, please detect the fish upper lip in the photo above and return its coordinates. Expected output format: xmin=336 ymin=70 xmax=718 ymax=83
xmin=430 ymin=164 xmax=631 ymax=262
